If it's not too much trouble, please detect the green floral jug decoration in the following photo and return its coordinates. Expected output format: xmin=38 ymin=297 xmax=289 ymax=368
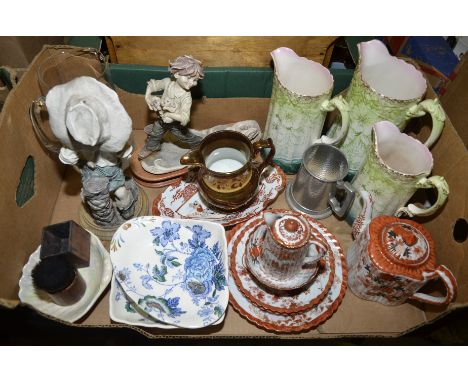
xmin=347 ymin=121 xmax=449 ymax=224
xmin=328 ymin=39 xmax=446 ymax=178
xmin=263 ymin=47 xmax=350 ymax=174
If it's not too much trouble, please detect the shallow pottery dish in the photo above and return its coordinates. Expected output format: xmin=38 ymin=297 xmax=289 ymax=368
xmin=228 ymin=211 xmax=347 ymax=333
xmin=152 ymin=165 xmax=286 ymax=226
xmin=110 ymin=274 xmax=177 ymax=328
xmin=109 ymin=274 xmax=226 ymax=328
xmin=110 ymin=216 xmax=229 ymax=329
xmin=18 ymin=231 xmax=112 ymax=323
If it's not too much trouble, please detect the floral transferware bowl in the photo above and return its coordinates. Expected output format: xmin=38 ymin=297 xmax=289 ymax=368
xmin=110 ymin=216 xmax=229 ymax=329
xmin=110 ymin=274 xmax=177 ymax=328
xmin=109 ymin=274 xmax=226 ymax=328
xmin=18 ymin=231 xmax=112 ymax=323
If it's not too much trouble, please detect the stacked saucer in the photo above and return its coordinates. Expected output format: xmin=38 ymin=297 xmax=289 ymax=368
xmin=152 ymin=165 xmax=286 ymax=227
xmin=109 ymin=216 xmax=229 ymax=329
xmin=228 ymin=210 xmax=347 ymax=333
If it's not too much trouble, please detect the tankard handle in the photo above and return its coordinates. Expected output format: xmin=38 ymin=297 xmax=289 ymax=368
xmin=405 ymin=98 xmax=445 ymax=149
xmin=395 ymin=176 xmax=449 ymax=218
xmin=410 ymin=265 xmax=457 ymax=306
xmin=29 ymin=96 xmax=61 ymax=154
xmin=317 ymin=95 xmax=350 ymax=146
xmin=329 ymin=180 xmax=356 ymax=218
xmin=253 ymin=138 xmax=275 ymax=174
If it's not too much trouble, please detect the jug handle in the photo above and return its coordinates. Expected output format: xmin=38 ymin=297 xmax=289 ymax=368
xmin=29 ymin=96 xmax=61 ymax=154
xmin=406 ymin=98 xmax=445 ymax=149
xmin=318 ymin=95 xmax=350 ymax=146
xmin=329 ymin=180 xmax=356 ymax=218
xmin=180 ymin=149 xmax=204 ymax=168
xmin=395 ymin=176 xmax=449 ymax=218
xmin=410 ymin=265 xmax=457 ymax=306
xmin=253 ymin=138 xmax=275 ymax=174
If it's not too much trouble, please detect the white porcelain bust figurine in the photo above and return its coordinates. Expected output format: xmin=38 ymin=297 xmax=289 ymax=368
xmin=138 ymin=55 xmax=205 ymax=160
xmin=46 ymin=76 xmax=139 ymax=227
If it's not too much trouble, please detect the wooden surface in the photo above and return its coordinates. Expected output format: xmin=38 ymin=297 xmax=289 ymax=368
xmin=107 ymin=37 xmax=337 ymax=66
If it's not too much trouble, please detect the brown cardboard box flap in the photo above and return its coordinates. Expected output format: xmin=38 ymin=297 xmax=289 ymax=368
xmin=1 ymin=45 xmax=467 ymax=339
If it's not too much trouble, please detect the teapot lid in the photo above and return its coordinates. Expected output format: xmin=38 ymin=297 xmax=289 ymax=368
xmin=369 ymin=216 xmax=436 ymax=280
xmin=270 ymin=214 xmax=310 ymax=249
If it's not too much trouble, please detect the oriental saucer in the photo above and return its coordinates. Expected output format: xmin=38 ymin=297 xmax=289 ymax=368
xmin=228 ymin=211 xmax=347 ymax=332
xmin=110 ymin=216 xmax=229 ymax=329
xmin=244 ymin=224 xmax=327 ymax=291
xmin=230 ymin=213 xmax=335 ymax=315
xmin=18 ymin=231 xmax=112 ymax=323
xmin=152 ymin=165 xmax=286 ymax=227
xmin=110 ymin=274 xmax=225 ymax=328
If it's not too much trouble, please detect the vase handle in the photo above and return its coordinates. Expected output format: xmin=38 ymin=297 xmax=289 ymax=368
xmin=395 ymin=176 xmax=449 ymax=218
xmin=410 ymin=265 xmax=457 ymax=306
xmin=317 ymin=95 xmax=350 ymax=146
xmin=29 ymin=96 xmax=61 ymax=154
xmin=406 ymin=98 xmax=445 ymax=149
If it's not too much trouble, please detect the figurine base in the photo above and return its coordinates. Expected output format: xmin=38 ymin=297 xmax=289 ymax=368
xmin=133 ymin=175 xmax=181 ymax=189
xmin=78 ymin=186 xmax=149 ymax=242
xmin=130 ymin=143 xmax=188 ymax=188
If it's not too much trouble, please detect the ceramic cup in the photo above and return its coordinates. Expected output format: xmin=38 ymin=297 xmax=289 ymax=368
xmin=252 ymin=211 xmax=328 ymax=282
xmin=286 ymin=143 xmax=355 ymax=219
xmin=180 ymin=130 xmax=275 ymax=211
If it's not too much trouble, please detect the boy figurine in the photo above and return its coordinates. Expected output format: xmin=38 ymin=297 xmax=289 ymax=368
xmin=138 ymin=55 xmax=205 ymax=160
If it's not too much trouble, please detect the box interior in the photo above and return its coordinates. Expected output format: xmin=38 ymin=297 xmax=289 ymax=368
xmin=1 ymin=46 xmax=467 ymax=338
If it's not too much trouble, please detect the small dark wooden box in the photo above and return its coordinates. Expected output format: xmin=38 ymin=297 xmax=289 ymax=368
xmin=40 ymin=220 xmax=90 ymax=268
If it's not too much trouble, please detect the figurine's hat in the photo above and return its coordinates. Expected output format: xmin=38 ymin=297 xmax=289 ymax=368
xmin=46 ymin=76 xmax=132 ymax=153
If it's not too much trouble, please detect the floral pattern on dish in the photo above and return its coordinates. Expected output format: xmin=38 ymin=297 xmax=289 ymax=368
xmin=110 ymin=216 xmax=228 ymax=328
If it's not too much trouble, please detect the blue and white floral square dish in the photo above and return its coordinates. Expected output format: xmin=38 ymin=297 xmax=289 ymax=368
xmin=110 ymin=216 xmax=229 ymax=329
xmin=109 ymin=274 xmax=226 ymax=328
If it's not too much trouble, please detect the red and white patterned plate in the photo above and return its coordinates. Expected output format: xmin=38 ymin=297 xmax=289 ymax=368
xmin=152 ymin=165 xmax=286 ymax=227
xmin=228 ymin=210 xmax=347 ymax=333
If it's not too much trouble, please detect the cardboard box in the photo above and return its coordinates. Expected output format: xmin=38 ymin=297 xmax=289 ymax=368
xmin=0 ymin=37 xmax=65 ymax=67
xmin=441 ymin=56 xmax=468 ymax=148
xmin=1 ymin=45 xmax=467 ymax=339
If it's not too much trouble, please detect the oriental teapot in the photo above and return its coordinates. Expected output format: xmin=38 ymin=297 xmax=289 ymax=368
xmin=348 ymin=191 xmax=457 ymax=306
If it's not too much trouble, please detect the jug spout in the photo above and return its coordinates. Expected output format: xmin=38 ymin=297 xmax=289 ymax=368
xmin=270 ymin=47 xmax=333 ymax=98
xmin=358 ymin=39 xmax=393 ymax=69
xmin=271 ymin=47 xmax=300 ymax=78
xmin=180 ymin=148 xmax=204 ymax=168
xmin=352 ymin=190 xmax=374 ymax=239
xmin=358 ymin=39 xmax=426 ymax=101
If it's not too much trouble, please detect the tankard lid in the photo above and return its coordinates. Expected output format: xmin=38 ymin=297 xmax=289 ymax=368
xmin=369 ymin=216 xmax=436 ymax=280
xmin=271 ymin=214 xmax=310 ymax=249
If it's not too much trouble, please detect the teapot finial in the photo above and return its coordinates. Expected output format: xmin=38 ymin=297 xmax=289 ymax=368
xmin=352 ymin=190 xmax=374 ymax=239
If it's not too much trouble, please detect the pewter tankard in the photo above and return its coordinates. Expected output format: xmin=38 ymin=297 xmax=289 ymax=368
xmin=286 ymin=143 xmax=355 ymax=219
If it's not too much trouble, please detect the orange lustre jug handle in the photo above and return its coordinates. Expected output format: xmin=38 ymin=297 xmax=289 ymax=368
xmin=410 ymin=265 xmax=458 ymax=306
xmin=253 ymin=138 xmax=275 ymax=174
